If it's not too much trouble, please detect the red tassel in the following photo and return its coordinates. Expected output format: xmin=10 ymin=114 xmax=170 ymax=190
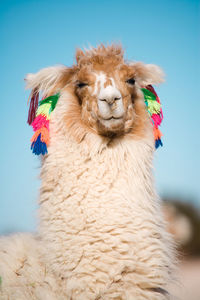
xmin=146 ymin=85 xmax=158 ymax=98
xmin=27 ymin=89 xmax=39 ymax=125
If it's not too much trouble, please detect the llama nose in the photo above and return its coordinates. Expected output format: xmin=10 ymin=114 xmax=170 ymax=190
xmin=98 ymin=86 xmax=122 ymax=105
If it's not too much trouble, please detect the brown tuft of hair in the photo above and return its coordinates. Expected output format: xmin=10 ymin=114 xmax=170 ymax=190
xmin=75 ymin=44 xmax=124 ymax=69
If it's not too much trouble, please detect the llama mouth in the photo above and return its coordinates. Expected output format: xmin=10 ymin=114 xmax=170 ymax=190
xmin=99 ymin=117 xmax=124 ymax=131
xmin=102 ymin=116 xmax=123 ymax=121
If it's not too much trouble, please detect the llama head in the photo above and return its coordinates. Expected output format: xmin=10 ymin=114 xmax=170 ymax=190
xmin=26 ymin=44 xmax=164 ymax=155
xmin=74 ymin=45 xmax=164 ymax=138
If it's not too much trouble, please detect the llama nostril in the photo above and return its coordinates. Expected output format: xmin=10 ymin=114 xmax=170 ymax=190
xmin=99 ymin=97 xmax=121 ymax=104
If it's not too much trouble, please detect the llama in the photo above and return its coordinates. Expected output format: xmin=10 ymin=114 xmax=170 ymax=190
xmin=0 ymin=45 xmax=175 ymax=300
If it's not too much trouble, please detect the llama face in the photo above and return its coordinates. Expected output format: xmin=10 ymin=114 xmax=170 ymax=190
xmin=74 ymin=63 xmax=145 ymax=137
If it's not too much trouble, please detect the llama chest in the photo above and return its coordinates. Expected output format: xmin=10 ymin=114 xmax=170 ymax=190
xmin=40 ymin=140 xmax=155 ymax=233
xmin=36 ymin=139 xmax=173 ymax=298
xmin=39 ymin=141 xmax=165 ymax=272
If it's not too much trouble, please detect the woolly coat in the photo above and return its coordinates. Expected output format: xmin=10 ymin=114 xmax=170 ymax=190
xmin=0 ymin=89 xmax=175 ymax=300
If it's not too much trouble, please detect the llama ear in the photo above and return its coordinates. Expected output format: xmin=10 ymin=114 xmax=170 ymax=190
xmin=25 ymin=65 xmax=76 ymax=126
xmin=131 ymin=62 xmax=165 ymax=86
xmin=26 ymin=65 xmax=76 ymax=155
xmin=25 ymin=65 xmax=74 ymax=97
xmin=76 ymin=49 xmax=85 ymax=64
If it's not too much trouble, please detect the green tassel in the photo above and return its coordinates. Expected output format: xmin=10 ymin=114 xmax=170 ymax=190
xmin=39 ymin=93 xmax=60 ymax=112
xmin=141 ymin=88 xmax=156 ymax=101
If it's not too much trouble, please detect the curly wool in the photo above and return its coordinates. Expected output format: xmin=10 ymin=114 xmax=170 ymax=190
xmin=0 ymin=90 xmax=175 ymax=300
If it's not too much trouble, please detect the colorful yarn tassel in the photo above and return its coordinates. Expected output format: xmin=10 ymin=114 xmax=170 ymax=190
xmin=27 ymin=89 xmax=39 ymax=125
xmin=28 ymin=93 xmax=60 ymax=155
xmin=141 ymin=85 xmax=163 ymax=149
xmin=31 ymin=115 xmax=49 ymax=131
xmin=31 ymin=134 xmax=48 ymax=155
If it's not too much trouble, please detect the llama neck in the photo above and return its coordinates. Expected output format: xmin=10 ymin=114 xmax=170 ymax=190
xmin=38 ymin=133 xmax=172 ymax=287
xmin=39 ymin=131 xmax=157 ymax=229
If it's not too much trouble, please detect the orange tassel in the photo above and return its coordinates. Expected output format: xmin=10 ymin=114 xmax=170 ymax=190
xmin=31 ymin=127 xmax=50 ymax=146
xmin=153 ymin=127 xmax=162 ymax=140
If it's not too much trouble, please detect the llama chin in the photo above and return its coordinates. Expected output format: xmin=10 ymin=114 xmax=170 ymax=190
xmin=0 ymin=44 xmax=176 ymax=300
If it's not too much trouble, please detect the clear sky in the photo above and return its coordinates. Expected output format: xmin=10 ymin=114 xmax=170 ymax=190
xmin=0 ymin=0 xmax=199 ymax=234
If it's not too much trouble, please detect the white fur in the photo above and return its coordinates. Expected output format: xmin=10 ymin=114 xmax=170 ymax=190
xmin=143 ymin=64 xmax=165 ymax=84
xmin=25 ymin=65 xmax=67 ymax=96
xmin=98 ymin=85 xmax=123 ymax=120
xmin=94 ymin=73 xmax=124 ymax=120
xmin=110 ymin=77 xmax=116 ymax=88
xmin=92 ymin=73 xmax=106 ymax=96
xmin=0 ymin=87 xmax=175 ymax=299
xmin=98 ymin=85 xmax=121 ymax=103
xmin=131 ymin=62 xmax=165 ymax=86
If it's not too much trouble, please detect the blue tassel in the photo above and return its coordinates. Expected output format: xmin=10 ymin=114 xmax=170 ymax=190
xmin=31 ymin=134 xmax=47 ymax=155
xmin=155 ymin=138 xmax=163 ymax=149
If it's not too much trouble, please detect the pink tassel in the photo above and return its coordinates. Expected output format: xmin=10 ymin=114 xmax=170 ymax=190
xmin=27 ymin=89 xmax=39 ymax=125
xmin=31 ymin=115 xmax=49 ymax=131
xmin=151 ymin=113 xmax=162 ymax=127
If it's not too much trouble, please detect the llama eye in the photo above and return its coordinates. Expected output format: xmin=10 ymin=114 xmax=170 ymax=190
xmin=76 ymin=82 xmax=88 ymax=88
xmin=126 ymin=78 xmax=135 ymax=85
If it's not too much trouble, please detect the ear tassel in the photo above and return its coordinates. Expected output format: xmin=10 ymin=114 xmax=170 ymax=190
xmin=27 ymin=89 xmax=39 ymax=125
xmin=31 ymin=134 xmax=48 ymax=155
xmin=142 ymin=85 xmax=163 ymax=149
xmin=28 ymin=93 xmax=60 ymax=155
xmin=31 ymin=127 xmax=50 ymax=145
xmin=31 ymin=115 xmax=49 ymax=131
xmin=36 ymin=103 xmax=51 ymax=119
xmin=151 ymin=113 xmax=162 ymax=127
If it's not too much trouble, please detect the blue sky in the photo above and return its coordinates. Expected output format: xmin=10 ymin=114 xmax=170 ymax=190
xmin=0 ymin=0 xmax=199 ymax=234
